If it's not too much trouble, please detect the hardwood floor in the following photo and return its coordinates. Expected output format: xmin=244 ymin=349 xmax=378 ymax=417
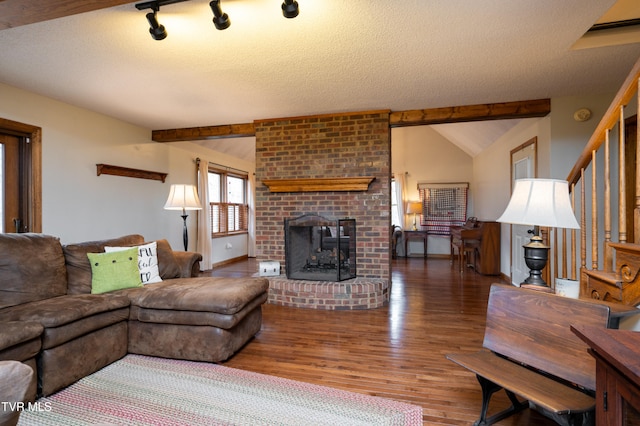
xmin=206 ymin=257 xmax=556 ymax=425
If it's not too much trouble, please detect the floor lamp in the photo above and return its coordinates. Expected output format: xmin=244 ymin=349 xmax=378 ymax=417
xmin=164 ymin=184 xmax=202 ymax=251
xmin=497 ymin=178 xmax=579 ymax=292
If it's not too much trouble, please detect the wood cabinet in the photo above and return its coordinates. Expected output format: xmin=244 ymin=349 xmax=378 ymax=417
xmin=572 ymin=325 xmax=640 ymax=426
xmin=450 ymin=220 xmax=501 ymax=275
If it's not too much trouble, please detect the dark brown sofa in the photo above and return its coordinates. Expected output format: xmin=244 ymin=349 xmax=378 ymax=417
xmin=0 ymin=233 xmax=268 ymax=403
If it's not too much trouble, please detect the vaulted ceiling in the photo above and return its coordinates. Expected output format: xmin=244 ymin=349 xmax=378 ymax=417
xmin=1 ymin=0 xmax=639 ymax=161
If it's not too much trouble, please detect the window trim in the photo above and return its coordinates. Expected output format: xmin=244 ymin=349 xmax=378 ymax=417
xmin=208 ymin=166 xmax=249 ymax=237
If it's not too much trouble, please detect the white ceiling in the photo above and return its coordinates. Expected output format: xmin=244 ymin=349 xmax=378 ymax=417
xmin=1 ymin=0 xmax=639 ymax=162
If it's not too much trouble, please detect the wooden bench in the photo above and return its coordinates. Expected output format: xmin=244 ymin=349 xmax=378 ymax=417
xmin=446 ymin=283 xmax=638 ymax=426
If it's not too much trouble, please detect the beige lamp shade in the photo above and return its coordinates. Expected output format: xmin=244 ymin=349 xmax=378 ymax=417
xmin=164 ymin=184 xmax=202 ymax=211
xmin=406 ymin=201 xmax=422 ymax=215
xmin=497 ymin=178 xmax=579 ymax=229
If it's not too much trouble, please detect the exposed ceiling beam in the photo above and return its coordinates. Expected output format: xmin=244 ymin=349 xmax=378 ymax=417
xmin=0 ymin=0 xmax=135 ymax=30
xmin=152 ymin=123 xmax=257 ymax=142
xmin=389 ymin=99 xmax=550 ymax=127
xmin=153 ymin=99 xmax=551 ymax=142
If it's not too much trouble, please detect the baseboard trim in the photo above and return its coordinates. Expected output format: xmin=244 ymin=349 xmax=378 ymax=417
xmin=212 ymin=255 xmax=248 ymax=269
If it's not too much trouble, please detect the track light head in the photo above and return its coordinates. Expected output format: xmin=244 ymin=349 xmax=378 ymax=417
xmin=210 ymin=0 xmax=231 ymax=30
xmin=136 ymin=0 xmax=294 ymax=37
xmin=281 ymin=0 xmax=299 ymax=18
xmin=146 ymin=11 xmax=167 ymax=40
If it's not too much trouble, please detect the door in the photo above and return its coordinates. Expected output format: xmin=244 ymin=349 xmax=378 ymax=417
xmin=510 ymin=138 xmax=537 ymax=286
xmin=0 ymin=118 xmax=41 ymax=233
xmin=0 ymin=133 xmax=29 ymax=233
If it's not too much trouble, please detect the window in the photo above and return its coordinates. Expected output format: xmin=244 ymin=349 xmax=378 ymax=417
xmin=208 ymin=168 xmax=248 ymax=237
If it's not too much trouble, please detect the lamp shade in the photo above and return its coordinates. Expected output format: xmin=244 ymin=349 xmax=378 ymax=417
xmin=497 ymin=178 xmax=579 ymax=229
xmin=164 ymin=184 xmax=202 ymax=211
xmin=406 ymin=201 xmax=422 ymax=215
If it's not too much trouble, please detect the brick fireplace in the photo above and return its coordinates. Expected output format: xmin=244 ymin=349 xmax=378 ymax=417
xmin=254 ymin=110 xmax=391 ymax=309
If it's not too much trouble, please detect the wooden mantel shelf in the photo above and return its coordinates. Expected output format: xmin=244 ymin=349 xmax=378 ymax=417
xmin=96 ymin=164 xmax=167 ymax=183
xmin=262 ymin=177 xmax=375 ymax=192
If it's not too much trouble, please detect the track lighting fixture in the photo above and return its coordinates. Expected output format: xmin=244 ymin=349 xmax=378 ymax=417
xmin=209 ymin=0 xmax=230 ymax=31
xmin=134 ymin=0 xmax=300 ymax=40
xmin=281 ymin=0 xmax=299 ymax=19
xmin=145 ymin=10 xmax=167 ymax=41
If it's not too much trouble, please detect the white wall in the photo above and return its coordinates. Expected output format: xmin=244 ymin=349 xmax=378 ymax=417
xmin=473 ymin=117 xmax=551 ymax=277
xmin=472 ymin=93 xmax=615 ymax=279
xmin=0 ymin=83 xmax=174 ymax=245
xmin=392 ymin=125 xmax=474 ymax=256
xmin=0 ymin=83 xmax=251 ymax=266
xmin=550 ymin=94 xmax=614 ymax=179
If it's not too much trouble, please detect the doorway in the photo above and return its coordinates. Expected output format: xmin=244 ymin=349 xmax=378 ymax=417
xmin=0 ymin=118 xmax=42 ymax=233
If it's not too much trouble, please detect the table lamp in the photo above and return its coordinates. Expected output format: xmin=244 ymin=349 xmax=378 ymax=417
xmin=164 ymin=184 xmax=202 ymax=251
xmin=497 ymin=178 xmax=579 ymax=291
xmin=406 ymin=201 xmax=422 ymax=231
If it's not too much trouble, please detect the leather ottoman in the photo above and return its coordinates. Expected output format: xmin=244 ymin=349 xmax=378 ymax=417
xmin=125 ymin=277 xmax=269 ymax=362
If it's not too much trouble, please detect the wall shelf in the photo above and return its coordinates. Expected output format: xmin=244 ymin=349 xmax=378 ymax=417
xmin=96 ymin=164 xmax=167 ymax=182
xmin=262 ymin=177 xmax=375 ymax=192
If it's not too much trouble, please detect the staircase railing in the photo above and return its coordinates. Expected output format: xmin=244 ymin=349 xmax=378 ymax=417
xmin=557 ymin=56 xmax=640 ymax=305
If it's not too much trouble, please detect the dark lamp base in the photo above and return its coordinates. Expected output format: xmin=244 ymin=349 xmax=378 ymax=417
xmin=522 ymin=232 xmax=550 ymax=288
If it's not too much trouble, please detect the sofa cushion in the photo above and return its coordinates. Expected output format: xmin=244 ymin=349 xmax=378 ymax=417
xmin=0 ymin=294 xmax=130 ymax=350
xmin=41 ymin=308 xmax=130 ymax=350
xmin=104 ymin=239 xmax=181 ymax=280
xmin=88 ymin=248 xmax=143 ymax=294
xmin=129 ymin=292 xmax=268 ymax=329
xmin=0 ymin=321 xmax=43 ymax=363
xmin=0 ymin=321 xmax=43 ymax=353
xmin=126 ymin=277 xmax=269 ymax=315
xmin=63 ymin=234 xmax=145 ymax=294
xmin=39 ymin=322 xmax=128 ymax=397
xmin=0 ymin=294 xmax=130 ymax=328
xmin=105 ymin=241 xmax=162 ymax=285
xmin=0 ymin=233 xmax=67 ymax=309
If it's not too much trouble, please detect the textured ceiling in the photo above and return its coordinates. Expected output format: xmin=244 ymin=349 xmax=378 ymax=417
xmin=0 ymin=0 xmax=639 ymax=161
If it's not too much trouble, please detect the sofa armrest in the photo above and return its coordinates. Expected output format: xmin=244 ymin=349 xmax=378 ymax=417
xmin=172 ymin=251 xmax=203 ymax=277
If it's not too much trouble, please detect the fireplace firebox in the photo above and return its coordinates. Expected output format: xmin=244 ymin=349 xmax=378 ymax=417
xmin=284 ymin=214 xmax=356 ymax=281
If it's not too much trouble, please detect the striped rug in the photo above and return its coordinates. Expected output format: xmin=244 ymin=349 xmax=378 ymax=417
xmin=18 ymin=355 xmax=422 ymax=425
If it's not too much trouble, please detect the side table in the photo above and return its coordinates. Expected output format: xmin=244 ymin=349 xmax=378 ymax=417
xmin=404 ymin=230 xmax=428 ymax=258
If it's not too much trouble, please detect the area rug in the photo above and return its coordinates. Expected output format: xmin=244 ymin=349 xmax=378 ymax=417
xmin=18 ymin=355 xmax=422 ymax=425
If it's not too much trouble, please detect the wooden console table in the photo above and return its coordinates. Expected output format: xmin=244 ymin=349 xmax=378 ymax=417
xmin=404 ymin=230 xmax=428 ymax=258
xmin=450 ymin=220 xmax=500 ymax=275
xmin=572 ymin=325 xmax=640 ymax=425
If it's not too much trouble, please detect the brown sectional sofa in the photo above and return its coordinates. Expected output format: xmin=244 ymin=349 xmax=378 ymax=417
xmin=0 ymin=233 xmax=269 ymax=403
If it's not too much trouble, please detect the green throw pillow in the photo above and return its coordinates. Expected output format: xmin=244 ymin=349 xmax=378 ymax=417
xmin=88 ymin=247 xmax=143 ymax=294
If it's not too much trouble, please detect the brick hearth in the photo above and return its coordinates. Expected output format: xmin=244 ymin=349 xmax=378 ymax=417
xmin=254 ymin=110 xmax=392 ymax=303
xmin=267 ymin=276 xmax=390 ymax=310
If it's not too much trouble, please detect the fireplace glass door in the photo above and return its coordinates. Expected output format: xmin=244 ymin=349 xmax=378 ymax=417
xmin=285 ymin=214 xmax=356 ymax=282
